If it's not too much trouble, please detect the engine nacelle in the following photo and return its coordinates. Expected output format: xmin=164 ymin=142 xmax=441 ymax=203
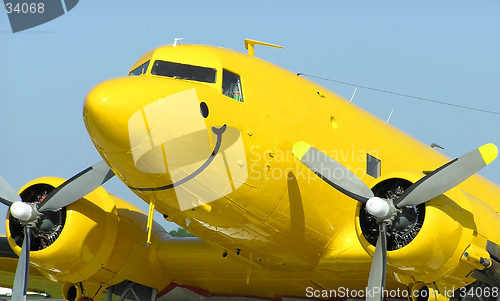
xmin=355 ymin=171 xmax=492 ymax=288
xmin=6 ymin=177 xmax=171 ymax=298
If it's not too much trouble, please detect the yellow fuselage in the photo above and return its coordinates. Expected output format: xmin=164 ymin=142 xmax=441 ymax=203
xmin=82 ymin=44 xmax=500 ymax=297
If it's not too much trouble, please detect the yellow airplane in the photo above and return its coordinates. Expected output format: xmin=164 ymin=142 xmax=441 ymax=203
xmin=2 ymin=39 xmax=500 ymax=301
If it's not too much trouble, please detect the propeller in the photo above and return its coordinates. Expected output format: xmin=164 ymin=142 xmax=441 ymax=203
xmin=292 ymin=142 xmax=498 ymax=301
xmin=1 ymin=161 xmax=114 ymax=301
xmin=0 ymin=176 xmax=21 ymax=206
xmin=366 ymin=223 xmax=387 ymax=301
xmin=12 ymin=227 xmax=30 ymax=301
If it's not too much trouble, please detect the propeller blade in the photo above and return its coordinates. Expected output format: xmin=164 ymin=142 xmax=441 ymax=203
xmin=292 ymin=142 xmax=374 ymax=203
xmin=366 ymin=223 xmax=387 ymax=301
xmin=395 ymin=143 xmax=498 ymax=208
xmin=38 ymin=161 xmax=114 ymax=212
xmin=0 ymin=176 xmax=21 ymax=207
xmin=12 ymin=227 xmax=30 ymax=301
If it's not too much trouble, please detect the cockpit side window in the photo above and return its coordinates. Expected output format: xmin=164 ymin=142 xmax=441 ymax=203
xmin=222 ymin=69 xmax=243 ymax=102
xmin=151 ymin=61 xmax=216 ymax=83
xmin=129 ymin=61 xmax=150 ymax=76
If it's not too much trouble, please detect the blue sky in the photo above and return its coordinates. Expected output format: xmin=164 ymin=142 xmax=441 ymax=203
xmin=1 ymin=1 xmax=499 ymax=234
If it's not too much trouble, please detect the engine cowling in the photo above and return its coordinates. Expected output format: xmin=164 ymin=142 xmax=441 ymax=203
xmin=5 ymin=177 xmax=171 ymax=298
xmin=355 ymin=171 xmax=492 ymax=287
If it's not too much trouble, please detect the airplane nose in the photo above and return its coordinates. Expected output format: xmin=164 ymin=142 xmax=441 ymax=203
xmin=83 ymin=77 xmax=160 ymax=152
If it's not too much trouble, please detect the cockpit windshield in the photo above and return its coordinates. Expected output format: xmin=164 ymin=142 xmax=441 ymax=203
xmin=129 ymin=61 xmax=150 ymax=76
xmin=151 ymin=61 xmax=216 ymax=83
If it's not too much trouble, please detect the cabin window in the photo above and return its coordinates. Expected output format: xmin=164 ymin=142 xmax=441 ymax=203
xmin=367 ymin=154 xmax=381 ymax=178
xmin=151 ymin=61 xmax=216 ymax=83
xmin=222 ymin=69 xmax=243 ymax=102
xmin=129 ymin=61 xmax=150 ymax=76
